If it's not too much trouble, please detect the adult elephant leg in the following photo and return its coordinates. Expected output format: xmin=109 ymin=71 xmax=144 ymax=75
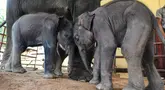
xmin=1 ymin=0 xmax=23 ymax=69
xmin=79 ymin=47 xmax=93 ymax=81
xmin=121 ymin=20 xmax=151 ymax=90
xmin=67 ymin=44 xmax=75 ymax=74
xmin=11 ymin=45 xmax=27 ymax=73
xmin=67 ymin=0 xmax=100 ymax=81
xmin=68 ymin=46 xmax=93 ymax=82
xmin=68 ymin=46 xmax=83 ymax=80
xmin=5 ymin=44 xmax=26 ymax=73
xmin=142 ymin=33 xmax=164 ymax=90
xmin=4 ymin=55 xmax=12 ymax=72
xmin=89 ymin=45 xmax=100 ymax=85
xmin=54 ymin=44 xmax=67 ymax=77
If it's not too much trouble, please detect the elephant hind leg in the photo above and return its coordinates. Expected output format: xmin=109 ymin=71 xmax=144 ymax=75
xmin=121 ymin=19 xmax=152 ymax=90
xmin=121 ymin=45 xmax=145 ymax=90
xmin=142 ymin=34 xmax=164 ymax=90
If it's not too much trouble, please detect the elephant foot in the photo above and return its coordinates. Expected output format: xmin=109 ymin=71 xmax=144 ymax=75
xmin=89 ymin=78 xmax=100 ymax=85
xmin=68 ymin=68 xmax=92 ymax=82
xmin=4 ymin=68 xmax=12 ymax=72
xmin=0 ymin=64 xmax=5 ymax=70
xmin=96 ymin=83 xmax=113 ymax=90
xmin=145 ymin=81 xmax=164 ymax=90
xmin=0 ymin=58 xmax=8 ymax=70
xmin=67 ymin=66 xmax=72 ymax=74
xmin=12 ymin=67 xmax=27 ymax=73
xmin=4 ymin=63 xmax=12 ymax=72
xmin=54 ymin=70 xmax=63 ymax=77
xmin=43 ymin=73 xmax=56 ymax=79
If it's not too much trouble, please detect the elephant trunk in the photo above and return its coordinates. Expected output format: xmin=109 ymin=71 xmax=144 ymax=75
xmin=78 ymin=46 xmax=92 ymax=74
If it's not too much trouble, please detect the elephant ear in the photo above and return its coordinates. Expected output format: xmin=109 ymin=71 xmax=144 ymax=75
xmin=74 ymin=26 xmax=94 ymax=48
xmin=87 ymin=12 xmax=95 ymax=31
xmin=83 ymin=29 xmax=94 ymax=46
xmin=79 ymin=12 xmax=95 ymax=31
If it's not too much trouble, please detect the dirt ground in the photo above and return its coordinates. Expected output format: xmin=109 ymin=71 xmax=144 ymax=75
xmin=0 ymin=69 xmax=164 ymax=90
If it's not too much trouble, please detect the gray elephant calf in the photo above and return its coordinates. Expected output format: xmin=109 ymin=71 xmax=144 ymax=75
xmin=5 ymin=12 xmax=72 ymax=79
xmin=73 ymin=0 xmax=164 ymax=90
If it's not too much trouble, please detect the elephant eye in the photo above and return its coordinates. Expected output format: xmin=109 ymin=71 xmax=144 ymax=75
xmin=74 ymin=35 xmax=79 ymax=42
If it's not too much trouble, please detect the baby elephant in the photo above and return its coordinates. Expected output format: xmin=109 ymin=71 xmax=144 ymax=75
xmin=73 ymin=1 xmax=164 ymax=90
xmin=5 ymin=12 xmax=72 ymax=79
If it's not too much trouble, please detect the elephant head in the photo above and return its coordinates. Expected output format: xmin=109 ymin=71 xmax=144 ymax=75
xmin=56 ymin=16 xmax=75 ymax=73
xmin=73 ymin=12 xmax=95 ymax=72
xmin=57 ymin=16 xmax=73 ymax=53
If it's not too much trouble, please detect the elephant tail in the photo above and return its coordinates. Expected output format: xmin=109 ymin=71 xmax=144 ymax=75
xmin=151 ymin=12 xmax=165 ymax=45
xmin=0 ymin=20 xmax=6 ymax=28
xmin=138 ymin=1 xmax=165 ymax=45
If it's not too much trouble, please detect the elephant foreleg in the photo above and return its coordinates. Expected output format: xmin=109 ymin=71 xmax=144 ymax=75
xmin=96 ymin=42 xmax=116 ymax=90
xmin=68 ymin=47 xmax=93 ymax=82
xmin=54 ymin=44 xmax=67 ymax=77
xmin=43 ymin=41 xmax=56 ymax=79
xmin=2 ymin=0 xmax=24 ymax=69
xmin=89 ymin=45 xmax=100 ymax=85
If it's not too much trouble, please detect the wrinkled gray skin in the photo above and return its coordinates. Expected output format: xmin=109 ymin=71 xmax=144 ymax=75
xmin=74 ymin=0 xmax=164 ymax=90
xmin=3 ymin=0 xmax=100 ymax=81
xmin=5 ymin=13 xmax=73 ymax=79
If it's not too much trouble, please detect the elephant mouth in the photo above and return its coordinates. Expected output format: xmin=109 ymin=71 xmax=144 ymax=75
xmin=59 ymin=44 xmax=70 ymax=54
